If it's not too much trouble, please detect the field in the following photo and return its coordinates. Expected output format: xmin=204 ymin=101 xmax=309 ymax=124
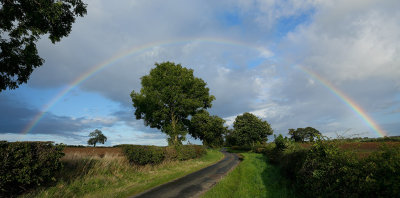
xmin=299 ymin=141 xmax=400 ymax=157
xmin=21 ymin=147 xmax=224 ymax=198
xmin=63 ymin=146 xmax=124 ymax=157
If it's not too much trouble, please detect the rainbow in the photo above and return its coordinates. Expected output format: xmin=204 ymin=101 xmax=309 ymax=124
xmin=20 ymin=37 xmax=271 ymax=135
xmin=20 ymin=37 xmax=387 ymax=138
xmin=299 ymin=65 xmax=387 ymax=137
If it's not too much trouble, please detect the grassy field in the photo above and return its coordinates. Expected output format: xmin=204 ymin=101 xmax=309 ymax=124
xmin=202 ymin=152 xmax=296 ymax=198
xmin=22 ymin=148 xmax=223 ymax=198
xmin=63 ymin=147 xmax=123 ymax=157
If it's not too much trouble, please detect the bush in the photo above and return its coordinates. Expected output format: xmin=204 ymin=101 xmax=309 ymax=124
xmin=122 ymin=145 xmax=165 ymax=165
xmin=0 ymin=141 xmax=64 ymax=197
xmin=230 ymin=145 xmax=252 ymax=152
xmin=193 ymin=145 xmax=207 ymax=158
xmin=359 ymin=144 xmax=400 ymax=197
xmin=164 ymin=146 xmax=178 ymax=161
xmin=175 ymin=145 xmax=206 ymax=161
xmin=279 ymin=148 xmax=307 ymax=181
xmin=274 ymin=134 xmax=288 ymax=151
xmin=268 ymin=140 xmax=400 ymax=198
xmin=297 ymin=141 xmax=361 ymax=197
xmin=122 ymin=145 xmax=206 ymax=165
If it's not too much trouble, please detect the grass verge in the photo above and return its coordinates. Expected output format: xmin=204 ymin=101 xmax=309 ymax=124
xmin=202 ymin=152 xmax=296 ymax=198
xmin=21 ymin=149 xmax=223 ymax=198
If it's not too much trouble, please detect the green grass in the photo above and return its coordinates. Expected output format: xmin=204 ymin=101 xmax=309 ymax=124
xmin=21 ymin=149 xmax=223 ymax=198
xmin=202 ymin=152 xmax=296 ymax=198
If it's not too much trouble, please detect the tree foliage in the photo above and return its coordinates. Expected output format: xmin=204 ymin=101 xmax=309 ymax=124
xmin=274 ymin=134 xmax=289 ymax=151
xmin=87 ymin=129 xmax=107 ymax=147
xmin=232 ymin=112 xmax=273 ymax=146
xmin=0 ymin=0 xmax=87 ymax=91
xmin=288 ymin=127 xmax=321 ymax=142
xmin=130 ymin=62 xmax=215 ymax=145
xmin=224 ymin=129 xmax=237 ymax=146
xmin=189 ymin=110 xmax=227 ymax=148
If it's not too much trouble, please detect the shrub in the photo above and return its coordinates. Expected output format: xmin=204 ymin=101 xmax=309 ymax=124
xmin=122 ymin=145 xmax=206 ymax=165
xmin=230 ymin=145 xmax=252 ymax=152
xmin=359 ymin=144 xmax=400 ymax=197
xmin=164 ymin=146 xmax=178 ymax=161
xmin=193 ymin=145 xmax=207 ymax=158
xmin=279 ymin=148 xmax=307 ymax=181
xmin=277 ymin=141 xmax=400 ymax=198
xmin=274 ymin=134 xmax=288 ymax=152
xmin=175 ymin=145 xmax=201 ymax=160
xmin=122 ymin=145 xmax=165 ymax=165
xmin=0 ymin=141 xmax=64 ymax=197
xmin=297 ymin=141 xmax=361 ymax=197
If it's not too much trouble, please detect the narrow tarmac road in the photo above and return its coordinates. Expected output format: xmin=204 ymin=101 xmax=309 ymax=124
xmin=130 ymin=150 xmax=239 ymax=198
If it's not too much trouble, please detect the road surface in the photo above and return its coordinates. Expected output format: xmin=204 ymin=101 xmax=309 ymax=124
xmin=130 ymin=150 xmax=239 ymax=198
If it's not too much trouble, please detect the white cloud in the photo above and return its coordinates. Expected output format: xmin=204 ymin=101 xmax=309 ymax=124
xmin=284 ymin=0 xmax=400 ymax=83
xmin=236 ymin=0 xmax=317 ymax=29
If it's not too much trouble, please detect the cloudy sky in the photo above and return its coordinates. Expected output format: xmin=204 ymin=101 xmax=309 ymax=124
xmin=1 ymin=0 xmax=399 ymax=146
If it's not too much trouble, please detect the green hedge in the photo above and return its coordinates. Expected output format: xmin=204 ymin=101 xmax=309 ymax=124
xmin=122 ymin=145 xmax=206 ymax=165
xmin=264 ymin=140 xmax=400 ymax=197
xmin=175 ymin=145 xmax=207 ymax=161
xmin=122 ymin=145 xmax=165 ymax=165
xmin=0 ymin=141 xmax=64 ymax=197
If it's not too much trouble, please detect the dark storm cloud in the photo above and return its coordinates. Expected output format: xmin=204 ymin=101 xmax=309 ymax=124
xmin=0 ymin=95 xmax=116 ymax=136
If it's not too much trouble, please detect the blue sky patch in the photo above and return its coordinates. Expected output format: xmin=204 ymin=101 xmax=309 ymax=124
xmin=218 ymin=10 xmax=242 ymax=27
xmin=274 ymin=9 xmax=315 ymax=38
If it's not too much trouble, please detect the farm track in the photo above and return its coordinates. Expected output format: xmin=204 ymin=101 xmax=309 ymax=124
xmin=130 ymin=150 xmax=240 ymax=198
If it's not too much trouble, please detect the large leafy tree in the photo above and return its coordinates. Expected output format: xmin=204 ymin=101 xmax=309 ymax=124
xmin=232 ymin=112 xmax=273 ymax=146
xmin=189 ymin=110 xmax=227 ymax=148
xmin=131 ymin=62 xmax=215 ymax=146
xmin=0 ymin=0 xmax=87 ymax=91
xmin=87 ymin=129 xmax=107 ymax=147
xmin=288 ymin=127 xmax=321 ymax=142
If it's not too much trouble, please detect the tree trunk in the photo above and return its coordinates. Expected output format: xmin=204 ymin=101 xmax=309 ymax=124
xmin=171 ymin=112 xmax=179 ymax=146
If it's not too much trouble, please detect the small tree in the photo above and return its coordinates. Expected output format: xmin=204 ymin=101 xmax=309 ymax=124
xmin=87 ymin=129 xmax=107 ymax=147
xmin=232 ymin=112 xmax=273 ymax=147
xmin=131 ymin=62 xmax=215 ymax=146
xmin=189 ymin=110 xmax=227 ymax=148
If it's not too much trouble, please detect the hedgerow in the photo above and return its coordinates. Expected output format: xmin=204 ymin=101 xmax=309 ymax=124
xmin=122 ymin=145 xmax=165 ymax=165
xmin=264 ymin=138 xmax=400 ymax=197
xmin=0 ymin=141 xmax=64 ymax=197
xmin=122 ymin=145 xmax=206 ymax=165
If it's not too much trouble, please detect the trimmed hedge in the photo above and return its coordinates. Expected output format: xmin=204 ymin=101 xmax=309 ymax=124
xmin=0 ymin=141 xmax=64 ymax=197
xmin=122 ymin=145 xmax=165 ymax=165
xmin=175 ymin=145 xmax=207 ymax=161
xmin=122 ymin=145 xmax=206 ymax=165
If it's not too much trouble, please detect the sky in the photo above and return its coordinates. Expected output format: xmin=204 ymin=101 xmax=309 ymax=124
xmin=1 ymin=0 xmax=399 ymax=146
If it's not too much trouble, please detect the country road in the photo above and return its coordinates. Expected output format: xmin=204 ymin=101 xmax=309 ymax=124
xmin=130 ymin=150 xmax=240 ymax=198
